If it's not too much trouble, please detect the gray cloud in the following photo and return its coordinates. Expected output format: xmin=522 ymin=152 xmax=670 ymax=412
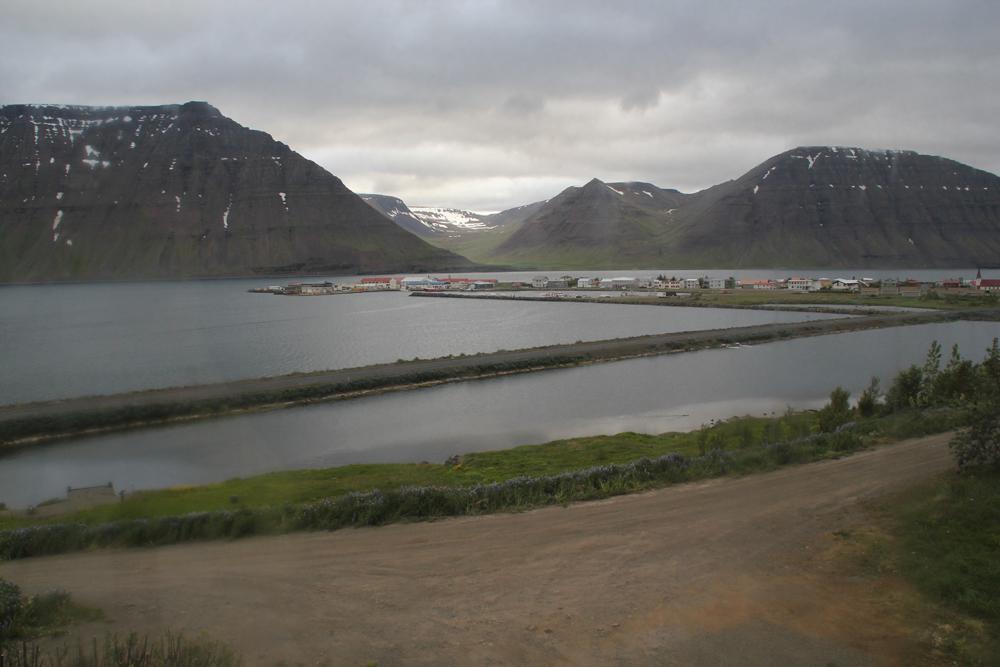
xmin=2 ymin=0 xmax=998 ymax=211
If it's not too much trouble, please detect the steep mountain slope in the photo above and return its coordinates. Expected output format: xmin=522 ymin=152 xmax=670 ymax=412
xmin=667 ymin=147 xmax=1000 ymax=267
xmin=482 ymin=179 xmax=691 ymax=267
xmin=0 ymin=102 xmax=474 ymax=282
xmin=359 ymin=194 xmax=432 ymax=237
xmin=465 ymin=148 xmax=1000 ymax=268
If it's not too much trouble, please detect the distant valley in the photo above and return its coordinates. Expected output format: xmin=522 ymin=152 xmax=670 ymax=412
xmin=360 ymin=193 xmax=538 ymax=237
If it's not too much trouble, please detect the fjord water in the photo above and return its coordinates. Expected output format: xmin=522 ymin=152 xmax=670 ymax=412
xmin=1 ymin=321 xmax=996 ymax=507
xmin=0 ymin=278 xmax=840 ymax=405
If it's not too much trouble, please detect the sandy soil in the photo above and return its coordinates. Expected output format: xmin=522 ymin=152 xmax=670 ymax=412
xmin=1 ymin=433 xmax=954 ymax=666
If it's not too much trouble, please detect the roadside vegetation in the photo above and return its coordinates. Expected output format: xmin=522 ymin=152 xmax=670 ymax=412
xmin=1 ymin=338 xmax=996 ymax=563
xmin=0 ymin=577 xmax=240 ymax=666
xmin=823 ymin=338 xmax=1000 ymax=664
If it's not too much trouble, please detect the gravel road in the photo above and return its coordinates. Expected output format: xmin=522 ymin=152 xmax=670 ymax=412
xmin=1 ymin=433 xmax=954 ymax=665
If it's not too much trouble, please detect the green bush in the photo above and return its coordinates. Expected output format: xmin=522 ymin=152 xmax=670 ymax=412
xmin=950 ymin=405 xmax=1000 ymax=471
xmin=886 ymin=365 xmax=923 ymax=410
xmin=0 ymin=577 xmax=22 ymax=640
xmin=817 ymin=386 xmax=852 ymax=433
xmin=857 ymin=377 xmax=881 ymax=418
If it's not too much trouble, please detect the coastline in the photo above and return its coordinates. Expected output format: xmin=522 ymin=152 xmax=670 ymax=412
xmin=1 ymin=308 xmax=990 ymax=449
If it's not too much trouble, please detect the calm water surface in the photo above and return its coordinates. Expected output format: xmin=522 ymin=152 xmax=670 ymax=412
xmin=1 ymin=321 xmax=996 ymax=507
xmin=0 ymin=279 xmax=838 ymax=404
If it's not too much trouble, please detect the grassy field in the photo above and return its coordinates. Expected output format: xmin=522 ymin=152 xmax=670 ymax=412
xmin=0 ymin=419 xmax=773 ymax=530
xmin=0 ymin=409 xmax=946 ymax=534
xmin=896 ymin=469 xmax=1000 ymax=662
xmin=834 ymin=468 xmax=1000 ymax=664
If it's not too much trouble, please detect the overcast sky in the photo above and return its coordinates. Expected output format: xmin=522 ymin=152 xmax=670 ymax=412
xmin=2 ymin=0 xmax=998 ymax=211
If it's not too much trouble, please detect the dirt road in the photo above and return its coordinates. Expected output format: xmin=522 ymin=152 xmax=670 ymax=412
xmin=1 ymin=434 xmax=954 ymax=665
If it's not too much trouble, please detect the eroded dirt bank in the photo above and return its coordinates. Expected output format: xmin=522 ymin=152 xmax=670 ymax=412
xmin=0 ymin=433 xmax=955 ymax=665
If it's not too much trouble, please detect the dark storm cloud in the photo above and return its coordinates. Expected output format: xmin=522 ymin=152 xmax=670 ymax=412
xmin=2 ymin=0 xmax=998 ymax=211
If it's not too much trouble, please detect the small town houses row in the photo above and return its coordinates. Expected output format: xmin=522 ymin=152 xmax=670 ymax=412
xmin=529 ymin=274 xmax=999 ymax=295
xmin=274 ymin=276 xmax=500 ymax=295
xmin=259 ymin=272 xmax=999 ymax=296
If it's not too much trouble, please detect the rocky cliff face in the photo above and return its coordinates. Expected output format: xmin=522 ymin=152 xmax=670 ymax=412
xmin=0 ymin=102 xmax=473 ymax=282
xmin=474 ymin=148 xmax=1000 ymax=268
xmin=360 ymin=194 xmax=434 ymax=237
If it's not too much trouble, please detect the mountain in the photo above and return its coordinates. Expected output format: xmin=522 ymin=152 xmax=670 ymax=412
xmin=453 ymin=148 xmax=1000 ymax=268
xmin=359 ymin=194 xmax=432 ymax=237
xmin=0 ymin=102 xmax=474 ymax=282
xmin=489 ymin=179 xmax=690 ymax=266
xmin=662 ymin=147 xmax=1000 ymax=267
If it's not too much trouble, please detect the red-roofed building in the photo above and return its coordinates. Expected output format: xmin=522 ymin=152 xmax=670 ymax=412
xmin=737 ymin=279 xmax=777 ymax=290
xmin=977 ymin=279 xmax=1000 ymax=292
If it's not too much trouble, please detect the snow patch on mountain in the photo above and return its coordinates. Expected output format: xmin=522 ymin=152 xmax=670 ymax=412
xmin=410 ymin=206 xmax=496 ymax=232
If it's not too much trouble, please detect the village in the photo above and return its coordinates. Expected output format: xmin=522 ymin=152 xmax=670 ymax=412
xmin=250 ymin=271 xmax=1000 ymax=297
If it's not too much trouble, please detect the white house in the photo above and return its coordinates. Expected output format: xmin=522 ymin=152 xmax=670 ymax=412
xmin=707 ymin=277 xmax=727 ymax=290
xmin=666 ymin=279 xmax=684 ymax=290
xmin=576 ymin=277 xmax=597 ymax=288
xmin=401 ymin=277 xmax=447 ymax=291
xmin=532 ymin=275 xmax=549 ymax=288
xmin=609 ymin=276 xmax=639 ymax=289
xmin=683 ymin=278 xmax=701 ymax=290
xmin=831 ymin=278 xmax=861 ymax=292
xmin=786 ymin=277 xmax=814 ymax=291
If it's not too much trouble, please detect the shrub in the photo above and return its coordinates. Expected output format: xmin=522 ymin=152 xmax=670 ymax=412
xmin=817 ymin=386 xmax=852 ymax=433
xmin=934 ymin=344 xmax=977 ymax=403
xmin=0 ymin=632 xmax=242 ymax=666
xmin=886 ymin=365 xmax=923 ymax=410
xmin=857 ymin=376 xmax=881 ymax=418
xmin=0 ymin=577 xmax=22 ymax=640
xmin=951 ymin=405 xmax=1000 ymax=471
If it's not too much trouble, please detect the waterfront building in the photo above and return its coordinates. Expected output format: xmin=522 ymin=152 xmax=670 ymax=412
xmin=401 ymin=277 xmax=447 ymax=291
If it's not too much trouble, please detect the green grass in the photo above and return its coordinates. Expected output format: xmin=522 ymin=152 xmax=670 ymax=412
xmin=0 ymin=414 xmax=813 ymax=532
xmin=898 ymin=469 xmax=1000 ymax=625
xmin=0 ymin=406 xmax=966 ymax=560
xmin=840 ymin=468 xmax=1000 ymax=664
